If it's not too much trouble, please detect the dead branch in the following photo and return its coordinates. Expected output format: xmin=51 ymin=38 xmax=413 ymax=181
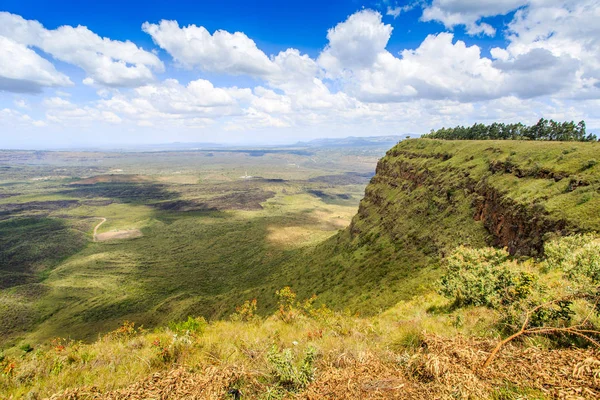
xmin=483 ymin=295 xmax=600 ymax=369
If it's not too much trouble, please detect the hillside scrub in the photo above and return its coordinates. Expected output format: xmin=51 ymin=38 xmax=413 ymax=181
xmin=283 ymin=138 xmax=600 ymax=316
xmin=440 ymin=235 xmax=600 ymax=367
xmin=422 ymin=118 xmax=597 ymax=141
xmin=2 ymin=236 xmax=600 ymax=399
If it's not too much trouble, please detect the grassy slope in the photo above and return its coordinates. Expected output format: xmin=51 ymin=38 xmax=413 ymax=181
xmin=2 ymin=140 xmax=599 ymax=346
xmin=0 ymin=149 xmax=375 ymax=346
xmin=2 ymin=291 xmax=597 ymax=399
xmin=2 ymin=140 xmax=600 ymax=398
xmin=278 ymin=139 xmax=600 ymax=315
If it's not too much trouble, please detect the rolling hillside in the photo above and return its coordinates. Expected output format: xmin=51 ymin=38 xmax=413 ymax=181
xmin=2 ymin=139 xmax=600 ymax=399
xmin=280 ymin=139 xmax=600 ymax=313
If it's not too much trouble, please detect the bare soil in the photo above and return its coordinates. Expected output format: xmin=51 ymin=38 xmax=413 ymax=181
xmin=71 ymin=174 xmax=148 ymax=185
xmin=92 ymin=217 xmax=142 ymax=242
xmin=94 ymin=229 xmax=143 ymax=241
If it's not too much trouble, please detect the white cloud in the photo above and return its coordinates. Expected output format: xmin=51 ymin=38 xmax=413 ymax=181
xmin=387 ymin=4 xmax=414 ymax=18
xmin=0 ymin=12 xmax=164 ymax=89
xmin=501 ymin=0 xmax=600 ymax=98
xmin=43 ymin=96 xmax=74 ymax=108
xmin=142 ymin=20 xmax=276 ymax=76
xmin=90 ymin=78 xmax=254 ymax=130
xmin=318 ymin=9 xmax=594 ymax=104
xmin=421 ymin=0 xmax=528 ymax=36
xmin=0 ymin=36 xmax=72 ymax=93
xmin=318 ymin=10 xmax=393 ymax=74
xmin=3 ymin=5 xmax=600 ymax=147
xmin=14 ymin=99 xmax=29 ymax=108
xmin=0 ymin=107 xmax=46 ymax=127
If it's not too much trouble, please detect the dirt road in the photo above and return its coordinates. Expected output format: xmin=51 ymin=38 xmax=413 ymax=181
xmin=92 ymin=217 xmax=107 ymax=242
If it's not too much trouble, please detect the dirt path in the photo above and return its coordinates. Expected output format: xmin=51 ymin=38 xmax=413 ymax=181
xmin=92 ymin=217 xmax=107 ymax=242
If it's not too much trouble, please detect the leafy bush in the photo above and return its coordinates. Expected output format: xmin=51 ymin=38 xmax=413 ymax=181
xmin=20 ymin=344 xmax=33 ymax=353
xmin=103 ymin=320 xmax=142 ymax=341
xmin=276 ymin=287 xmax=298 ymax=323
xmin=439 ymin=246 xmax=535 ymax=308
xmin=584 ymin=159 xmax=598 ymax=169
xmin=543 ymin=233 xmax=597 ymax=269
xmin=544 ymin=233 xmax=600 ymax=285
xmin=267 ymin=345 xmax=316 ymax=391
xmin=275 ymin=287 xmax=333 ymax=323
xmin=168 ymin=316 xmax=207 ymax=335
xmin=230 ymin=299 xmax=259 ymax=322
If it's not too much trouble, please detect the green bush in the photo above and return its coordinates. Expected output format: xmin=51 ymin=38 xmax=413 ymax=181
xmin=267 ymin=345 xmax=316 ymax=391
xmin=439 ymin=246 xmax=535 ymax=308
xmin=168 ymin=316 xmax=207 ymax=335
xmin=543 ymin=233 xmax=597 ymax=269
xmin=230 ymin=299 xmax=259 ymax=322
xmin=544 ymin=233 xmax=600 ymax=285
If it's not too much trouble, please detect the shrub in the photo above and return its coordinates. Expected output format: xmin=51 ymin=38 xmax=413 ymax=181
xmin=564 ymin=242 xmax=600 ymax=285
xmin=584 ymin=159 xmax=597 ymax=169
xmin=103 ymin=320 xmax=141 ymax=340
xmin=543 ymin=233 xmax=597 ymax=270
xmin=267 ymin=345 xmax=316 ymax=391
xmin=439 ymin=246 xmax=535 ymax=308
xmin=276 ymin=287 xmax=298 ymax=323
xmin=274 ymin=287 xmax=333 ymax=323
xmin=168 ymin=316 xmax=207 ymax=335
xmin=543 ymin=233 xmax=600 ymax=285
xmin=20 ymin=344 xmax=33 ymax=353
xmin=231 ymin=299 xmax=259 ymax=322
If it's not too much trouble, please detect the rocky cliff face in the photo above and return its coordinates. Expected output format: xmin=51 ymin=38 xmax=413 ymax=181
xmin=292 ymin=139 xmax=598 ymax=313
xmin=350 ymin=140 xmax=584 ymax=258
xmin=473 ymin=184 xmax=568 ymax=255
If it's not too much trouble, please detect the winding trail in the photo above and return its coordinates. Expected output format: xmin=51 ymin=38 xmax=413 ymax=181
xmin=92 ymin=217 xmax=107 ymax=242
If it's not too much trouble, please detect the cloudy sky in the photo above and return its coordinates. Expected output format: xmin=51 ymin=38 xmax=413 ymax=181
xmin=0 ymin=0 xmax=599 ymax=148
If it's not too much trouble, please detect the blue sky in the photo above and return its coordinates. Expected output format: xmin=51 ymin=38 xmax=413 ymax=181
xmin=0 ymin=0 xmax=598 ymax=148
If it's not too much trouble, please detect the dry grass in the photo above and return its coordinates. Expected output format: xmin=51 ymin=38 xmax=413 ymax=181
xmin=43 ymin=334 xmax=600 ymax=400
xmin=94 ymin=229 xmax=143 ymax=242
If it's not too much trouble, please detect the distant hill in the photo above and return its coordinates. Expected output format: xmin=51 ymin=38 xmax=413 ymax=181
xmin=295 ymin=135 xmax=414 ymax=148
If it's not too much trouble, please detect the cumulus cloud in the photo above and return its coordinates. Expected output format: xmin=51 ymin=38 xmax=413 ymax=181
xmin=501 ymin=0 xmax=600 ymax=98
xmin=421 ymin=0 xmax=528 ymax=36
xmin=90 ymin=78 xmax=255 ymax=130
xmin=318 ymin=10 xmax=393 ymax=74
xmin=0 ymin=107 xmax=47 ymax=127
xmin=318 ymin=8 xmax=595 ymax=103
xmin=0 ymin=36 xmax=72 ymax=93
xmin=3 ymin=4 xmax=600 ymax=145
xmin=142 ymin=20 xmax=276 ymax=76
xmin=0 ymin=12 xmax=164 ymax=89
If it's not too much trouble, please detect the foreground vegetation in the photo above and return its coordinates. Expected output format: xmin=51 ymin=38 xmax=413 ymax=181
xmin=1 ymin=234 xmax=599 ymax=399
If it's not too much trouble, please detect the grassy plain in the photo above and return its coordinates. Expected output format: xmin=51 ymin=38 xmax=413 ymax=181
xmin=0 ymin=146 xmax=383 ymax=347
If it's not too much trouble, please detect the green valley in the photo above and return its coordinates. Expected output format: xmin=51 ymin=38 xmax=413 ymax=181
xmin=1 ymin=137 xmax=600 ymax=399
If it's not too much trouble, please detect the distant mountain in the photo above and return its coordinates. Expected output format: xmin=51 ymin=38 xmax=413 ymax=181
xmin=295 ymin=135 xmax=415 ymax=148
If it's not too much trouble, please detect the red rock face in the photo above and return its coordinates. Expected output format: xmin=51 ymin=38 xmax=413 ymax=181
xmin=473 ymin=185 xmax=568 ymax=256
xmin=350 ymin=148 xmax=571 ymax=257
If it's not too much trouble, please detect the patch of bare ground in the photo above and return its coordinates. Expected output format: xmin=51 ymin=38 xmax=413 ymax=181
xmin=94 ymin=229 xmax=143 ymax=242
xmin=268 ymin=211 xmax=351 ymax=248
xmin=70 ymin=174 xmax=148 ymax=185
xmin=47 ymin=335 xmax=600 ymax=399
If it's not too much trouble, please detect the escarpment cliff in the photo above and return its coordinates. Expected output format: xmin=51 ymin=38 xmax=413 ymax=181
xmin=290 ymin=139 xmax=600 ymax=313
